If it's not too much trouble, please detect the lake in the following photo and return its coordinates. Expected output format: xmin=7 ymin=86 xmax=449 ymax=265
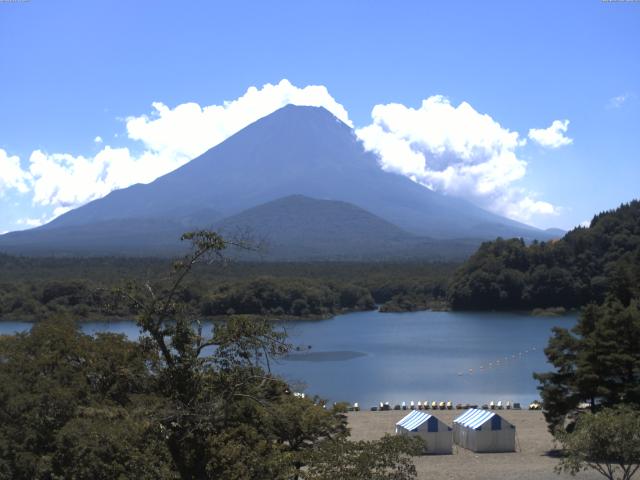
xmin=0 ymin=310 xmax=575 ymax=408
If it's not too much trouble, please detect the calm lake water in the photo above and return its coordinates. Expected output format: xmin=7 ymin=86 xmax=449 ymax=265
xmin=0 ymin=310 xmax=576 ymax=407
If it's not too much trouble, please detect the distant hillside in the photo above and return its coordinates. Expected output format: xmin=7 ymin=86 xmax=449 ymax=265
xmin=214 ymin=195 xmax=478 ymax=260
xmin=544 ymin=227 xmax=566 ymax=237
xmin=0 ymin=104 xmax=554 ymax=259
xmin=0 ymin=195 xmax=479 ymax=260
xmin=448 ymin=200 xmax=640 ymax=310
xmin=0 ymin=219 xmax=188 ymax=257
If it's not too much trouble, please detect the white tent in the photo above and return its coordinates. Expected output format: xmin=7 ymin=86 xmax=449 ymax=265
xmin=395 ymin=410 xmax=452 ymax=454
xmin=453 ymin=408 xmax=516 ymax=452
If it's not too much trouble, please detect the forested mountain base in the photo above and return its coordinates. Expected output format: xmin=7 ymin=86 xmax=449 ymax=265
xmin=448 ymin=201 xmax=640 ymax=310
xmin=0 ymin=256 xmax=456 ymax=321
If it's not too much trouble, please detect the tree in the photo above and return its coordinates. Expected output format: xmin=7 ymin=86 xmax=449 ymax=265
xmin=269 ymin=397 xmax=349 ymax=477
xmin=534 ymin=297 xmax=640 ymax=431
xmin=0 ymin=231 xmax=423 ymax=479
xmin=120 ymin=231 xmax=409 ymax=480
xmin=302 ymin=434 xmax=423 ymax=480
xmin=119 ymin=231 xmax=299 ymax=479
xmin=449 ymin=200 xmax=640 ymax=311
xmin=556 ymin=407 xmax=640 ymax=480
xmin=49 ymin=407 xmax=177 ymax=480
xmin=0 ymin=317 xmax=166 ymax=480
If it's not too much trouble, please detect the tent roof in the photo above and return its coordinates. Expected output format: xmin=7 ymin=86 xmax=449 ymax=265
xmin=396 ymin=410 xmax=437 ymax=432
xmin=453 ymin=409 xmax=500 ymax=430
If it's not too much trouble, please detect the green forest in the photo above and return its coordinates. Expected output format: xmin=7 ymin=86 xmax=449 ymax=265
xmin=0 ymin=256 xmax=454 ymax=321
xmin=2 ymin=201 xmax=640 ymax=322
xmin=448 ymin=200 xmax=640 ymax=310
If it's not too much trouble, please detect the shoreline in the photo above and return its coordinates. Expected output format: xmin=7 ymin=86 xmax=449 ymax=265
xmin=0 ymin=304 xmax=580 ymax=324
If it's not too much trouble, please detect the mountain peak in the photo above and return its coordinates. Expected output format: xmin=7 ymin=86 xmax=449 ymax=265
xmin=280 ymin=103 xmax=327 ymax=112
xmin=277 ymin=103 xmax=332 ymax=115
xmin=0 ymin=98 xmax=554 ymax=257
xmin=256 ymin=103 xmax=348 ymax=130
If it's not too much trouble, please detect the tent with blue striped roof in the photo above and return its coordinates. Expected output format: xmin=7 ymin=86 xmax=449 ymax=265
xmin=453 ymin=408 xmax=516 ymax=452
xmin=395 ymin=410 xmax=452 ymax=454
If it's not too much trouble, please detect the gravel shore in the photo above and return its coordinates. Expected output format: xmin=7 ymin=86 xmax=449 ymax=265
xmin=347 ymin=410 xmax=600 ymax=480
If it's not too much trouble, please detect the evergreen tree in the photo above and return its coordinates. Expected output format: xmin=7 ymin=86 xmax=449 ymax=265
xmin=534 ymin=297 xmax=640 ymax=431
xmin=449 ymin=200 xmax=640 ymax=310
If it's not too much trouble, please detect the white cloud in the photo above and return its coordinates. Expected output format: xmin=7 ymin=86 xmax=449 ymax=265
xmin=16 ymin=217 xmax=45 ymax=228
xmin=0 ymin=148 xmax=31 ymax=196
xmin=356 ymin=96 xmax=558 ymax=221
xmin=1 ymin=82 xmax=561 ymax=228
xmin=126 ymin=79 xmax=352 ymax=160
xmin=499 ymin=190 xmax=559 ymax=220
xmin=27 ymin=147 xmax=182 ymax=209
xmin=528 ymin=119 xmax=573 ymax=148
xmin=608 ymin=92 xmax=635 ymax=109
xmin=94 ymin=136 xmax=103 ymax=143
xmin=14 ymin=207 xmax=71 ymax=230
xmin=609 ymin=95 xmax=627 ymax=108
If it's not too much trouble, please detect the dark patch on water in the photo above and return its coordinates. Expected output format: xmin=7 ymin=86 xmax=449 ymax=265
xmin=284 ymin=350 xmax=367 ymax=362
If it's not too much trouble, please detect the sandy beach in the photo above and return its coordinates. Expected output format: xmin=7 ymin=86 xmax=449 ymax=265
xmin=347 ymin=410 xmax=601 ymax=480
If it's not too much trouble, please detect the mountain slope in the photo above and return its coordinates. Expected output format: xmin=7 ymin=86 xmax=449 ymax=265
xmin=0 ymin=219 xmax=188 ymax=256
xmin=0 ymin=104 xmax=553 ymax=258
xmin=213 ymin=195 xmax=477 ymax=260
xmin=0 ymin=195 xmax=479 ymax=259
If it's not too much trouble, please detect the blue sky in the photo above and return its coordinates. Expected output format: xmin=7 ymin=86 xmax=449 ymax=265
xmin=0 ymin=0 xmax=638 ymax=233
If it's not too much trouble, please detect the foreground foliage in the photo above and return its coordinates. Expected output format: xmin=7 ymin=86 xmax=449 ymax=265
xmin=0 ymin=318 xmax=172 ymax=479
xmin=556 ymin=407 xmax=640 ymax=480
xmin=0 ymin=232 xmax=421 ymax=480
xmin=302 ymin=435 xmax=423 ymax=480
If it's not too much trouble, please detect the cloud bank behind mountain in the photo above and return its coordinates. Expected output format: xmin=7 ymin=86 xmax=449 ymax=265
xmin=0 ymin=80 xmax=568 ymax=230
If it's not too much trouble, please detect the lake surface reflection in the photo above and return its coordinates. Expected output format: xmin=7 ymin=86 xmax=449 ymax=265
xmin=0 ymin=310 xmax=575 ymax=407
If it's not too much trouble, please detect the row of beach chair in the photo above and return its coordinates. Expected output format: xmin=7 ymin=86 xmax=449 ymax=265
xmin=368 ymin=400 xmax=528 ymax=411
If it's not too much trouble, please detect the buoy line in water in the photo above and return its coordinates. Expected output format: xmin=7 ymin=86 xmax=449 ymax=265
xmin=456 ymin=346 xmax=539 ymax=377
